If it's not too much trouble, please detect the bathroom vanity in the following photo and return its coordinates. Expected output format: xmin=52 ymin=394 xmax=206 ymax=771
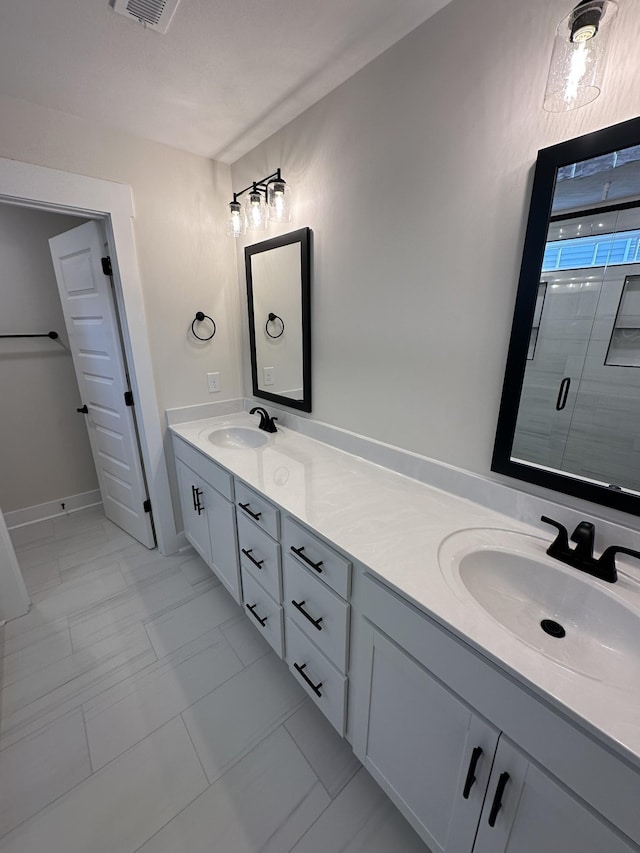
xmin=170 ymin=412 xmax=640 ymax=852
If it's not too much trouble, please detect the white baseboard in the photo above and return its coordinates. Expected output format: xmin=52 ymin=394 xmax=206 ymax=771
xmin=6 ymin=490 xmax=103 ymax=529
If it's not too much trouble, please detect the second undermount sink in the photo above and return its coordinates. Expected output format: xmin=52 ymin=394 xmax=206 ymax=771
xmin=206 ymin=426 xmax=269 ymax=449
xmin=438 ymin=528 xmax=640 ymax=686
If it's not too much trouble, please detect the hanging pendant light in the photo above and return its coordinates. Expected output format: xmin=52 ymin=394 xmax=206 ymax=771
xmin=544 ymin=0 xmax=618 ymax=112
xmin=226 ymin=198 xmax=244 ymax=236
xmin=267 ymin=173 xmax=291 ymax=223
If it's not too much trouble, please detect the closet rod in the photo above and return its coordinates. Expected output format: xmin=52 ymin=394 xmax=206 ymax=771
xmin=0 ymin=331 xmax=59 ymax=339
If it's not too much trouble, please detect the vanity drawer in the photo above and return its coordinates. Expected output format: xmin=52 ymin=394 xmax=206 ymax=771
xmin=235 ymin=481 xmax=280 ymax=540
xmin=241 ymin=569 xmax=284 ymax=659
xmin=283 ymin=555 xmax=349 ymax=672
xmin=285 ymin=619 xmax=347 ymax=736
xmin=172 ymin=435 xmax=234 ymax=500
xmin=283 ymin=517 xmax=351 ymax=599
xmin=237 ymin=513 xmax=281 ymax=601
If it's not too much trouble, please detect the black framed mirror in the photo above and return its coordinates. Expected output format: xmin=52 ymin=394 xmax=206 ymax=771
xmin=245 ymin=227 xmax=311 ymax=412
xmin=493 ymin=116 xmax=640 ymax=516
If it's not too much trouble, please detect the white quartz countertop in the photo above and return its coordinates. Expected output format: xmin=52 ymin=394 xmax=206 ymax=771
xmin=170 ymin=412 xmax=640 ymax=770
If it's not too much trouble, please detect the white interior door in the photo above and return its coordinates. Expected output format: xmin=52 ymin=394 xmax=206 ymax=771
xmin=49 ymin=221 xmax=155 ymax=548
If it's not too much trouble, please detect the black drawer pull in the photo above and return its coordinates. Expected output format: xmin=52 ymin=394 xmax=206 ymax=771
xmin=462 ymin=746 xmax=483 ymax=799
xmin=191 ymin=484 xmax=198 ymax=512
xmin=291 ymin=546 xmax=323 ymax=573
xmin=246 ymin=603 xmax=267 ymax=627
xmin=291 ymin=599 xmax=323 ymax=631
xmin=194 ymin=488 xmax=204 ymax=515
xmin=293 ymin=662 xmax=323 ymax=697
xmin=239 ymin=502 xmax=262 ymax=521
xmin=488 ymin=772 xmax=510 ymax=827
xmin=241 ymin=548 xmax=264 ymax=569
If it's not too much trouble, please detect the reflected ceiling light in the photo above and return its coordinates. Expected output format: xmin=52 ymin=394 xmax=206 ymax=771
xmin=543 ymin=0 xmax=618 ymax=112
xmin=227 ymin=168 xmax=292 ymax=237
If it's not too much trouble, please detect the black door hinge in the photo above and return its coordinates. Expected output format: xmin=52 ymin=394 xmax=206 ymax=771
xmin=143 ymin=499 xmax=152 ymax=513
xmin=101 ymin=256 xmax=113 ymax=276
xmin=124 ymin=390 xmax=134 ymax=407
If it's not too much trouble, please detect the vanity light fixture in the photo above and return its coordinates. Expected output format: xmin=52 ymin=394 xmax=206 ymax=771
xmin=543 ymin=0 xmax=618 ymax=112
xmin=226 ymin=168 xmax=292 ymax=237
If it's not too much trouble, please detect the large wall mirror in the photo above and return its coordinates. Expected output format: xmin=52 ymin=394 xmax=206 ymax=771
xmin=493 ymin=116 xmax=640 ymax=516
xmin=245 ymin=228 xmax=311 ymax=412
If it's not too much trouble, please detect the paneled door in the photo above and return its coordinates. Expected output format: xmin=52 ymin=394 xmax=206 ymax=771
xmin=49 ymin=221 xmax=155 ymax=548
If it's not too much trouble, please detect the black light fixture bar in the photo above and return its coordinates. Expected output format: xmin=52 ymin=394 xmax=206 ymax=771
xmin=230 ymin=168 xmax=283 ymax=204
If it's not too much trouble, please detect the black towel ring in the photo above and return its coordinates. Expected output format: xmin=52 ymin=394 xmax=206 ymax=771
xmin=192 ymin=311 xmax=216 ymax=341
xmin=265 ymin=312 xmax=285 ymax=339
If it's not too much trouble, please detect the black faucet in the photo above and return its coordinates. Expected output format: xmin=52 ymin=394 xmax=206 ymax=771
xmin=541 ymin=515 xmax=640 ymax=583
xmin=250 ymin=406 xmax=278 ymax=433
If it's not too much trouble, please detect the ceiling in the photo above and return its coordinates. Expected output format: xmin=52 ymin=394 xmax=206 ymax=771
xmin=0 ymin=0 xmax=452 ymax=163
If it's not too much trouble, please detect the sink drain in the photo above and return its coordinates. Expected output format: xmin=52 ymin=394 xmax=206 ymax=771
xmin=540 ymin=619 xmax=566 ymax=638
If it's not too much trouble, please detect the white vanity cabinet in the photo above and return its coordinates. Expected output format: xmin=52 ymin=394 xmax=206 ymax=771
xmin=350 ymin=570 xmax=640 ymax=853
xmin=283 ymin=517 xmax=351 ymax=735
xmin=235 ymin=484 xmax=285 ymax=658
xmin=356 ymin=623 xmax=498 ymax=852
xmin=474 ymin=737 xmax=637 ymax=853
xmin=175 ymin=457 xmax=211 ymax=565
xmin=173 ymin=436 xmax=241 ymax=602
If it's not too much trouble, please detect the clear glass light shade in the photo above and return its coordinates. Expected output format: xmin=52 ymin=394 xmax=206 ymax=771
xmin=227 ymin=201 xmax=244 ymax=237
xmin=245 ymin=191 xmax=268 ymax=231
xmin=267 ymin=179 xmax=292 ymax=223
xmin=544 ymin=1 xmax=617 ymax=112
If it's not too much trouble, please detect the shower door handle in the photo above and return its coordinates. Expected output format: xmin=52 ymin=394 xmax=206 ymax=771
xmin=555 ymin=377 xmax=570 ymax=411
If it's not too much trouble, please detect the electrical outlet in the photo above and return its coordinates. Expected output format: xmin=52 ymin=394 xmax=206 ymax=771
xmin=207 ymin=372 xmax=220 ymax=393
xmin=263 ymin=366 xmax=275 ymax=386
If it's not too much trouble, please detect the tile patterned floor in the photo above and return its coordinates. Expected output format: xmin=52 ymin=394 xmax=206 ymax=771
xmin=1 ymin=507 xmax=428 ymax=852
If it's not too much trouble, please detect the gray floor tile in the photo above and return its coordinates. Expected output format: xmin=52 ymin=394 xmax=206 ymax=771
xmin=2 ymin=623 xmax=72 ymax=688
xmin=291 ymin=768 xmax=429 ymax=853
xmin=143 ymin=585 xmax=239 ymax=658
xmin=285 ymin=699 xmax=361 ymax=798
xmin=0 ymin=717 xmax=208 ymax=853
xmin=182 ymin=651 xmax=306 ymax=784
xmin=179 ymin=555 xmax=214 ymax=586
xmin=19 ymin=561 xmax=61 ymax=596
xmin=8 ymin=520 xmax=55 ymax=550
xmin=138 ymin=726 xmax=330 ymax=853
xmin=84 ymin=629 xmax=243 ymax=769
xmin=0 ymin=709 xmax=91 ymax=838
xmin=68 ymin=569 xmax=195 ymax=649
xmin=221 ymin=615 xmax=271 ymax=666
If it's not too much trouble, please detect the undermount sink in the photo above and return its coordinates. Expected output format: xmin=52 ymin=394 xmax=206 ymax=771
xmin=438 ymin=528 xmax=640 ymax=685
xmin=206 ymin=426 xmax=269 ymax=449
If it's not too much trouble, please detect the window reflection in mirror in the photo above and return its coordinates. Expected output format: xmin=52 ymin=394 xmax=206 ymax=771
xmin=493 ymin=119 xmax=640 ymax=514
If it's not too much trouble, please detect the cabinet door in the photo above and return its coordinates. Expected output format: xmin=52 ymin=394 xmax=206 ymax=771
xmin=474 ymin=737 xmax=637 ymax=853
xmin=355 ymin=623 xmax=499 ymax=853
xmin=207 ymin=486 xmax=241 ymax=604
xmin=176 ymin=459 xmax=211 ymax=565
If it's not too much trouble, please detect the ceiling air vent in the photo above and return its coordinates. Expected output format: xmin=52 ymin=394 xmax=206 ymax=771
xmin=111 ymin=0 xmax=181 ymax=34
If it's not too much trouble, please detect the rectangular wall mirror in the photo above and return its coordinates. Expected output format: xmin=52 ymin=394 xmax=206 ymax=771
xmin=245 ymin=228 xmax=311 ymax=412
xmin=493 ymin=116 xmax=640 ymax=516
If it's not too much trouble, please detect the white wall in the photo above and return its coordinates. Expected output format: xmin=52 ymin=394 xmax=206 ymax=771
xmin=0 ymin=205 xmax=98 ymax=512
xmin=231 ymin=0 xmax=640 ymax=479
xmin=0 ymin=96 xmax=243 ymax=525
xmin=0 ymin=98 xmax=243 ymax=411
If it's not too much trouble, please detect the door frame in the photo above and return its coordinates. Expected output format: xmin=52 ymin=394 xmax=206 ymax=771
xmin=0 ymin=157 xmax=181 ymax=554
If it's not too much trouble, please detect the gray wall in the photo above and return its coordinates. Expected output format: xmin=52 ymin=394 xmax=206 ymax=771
xmin=231 ymin=0 xmax=640 ymax=478
xmin=0 ymin=205 xmax=97 ymax=512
